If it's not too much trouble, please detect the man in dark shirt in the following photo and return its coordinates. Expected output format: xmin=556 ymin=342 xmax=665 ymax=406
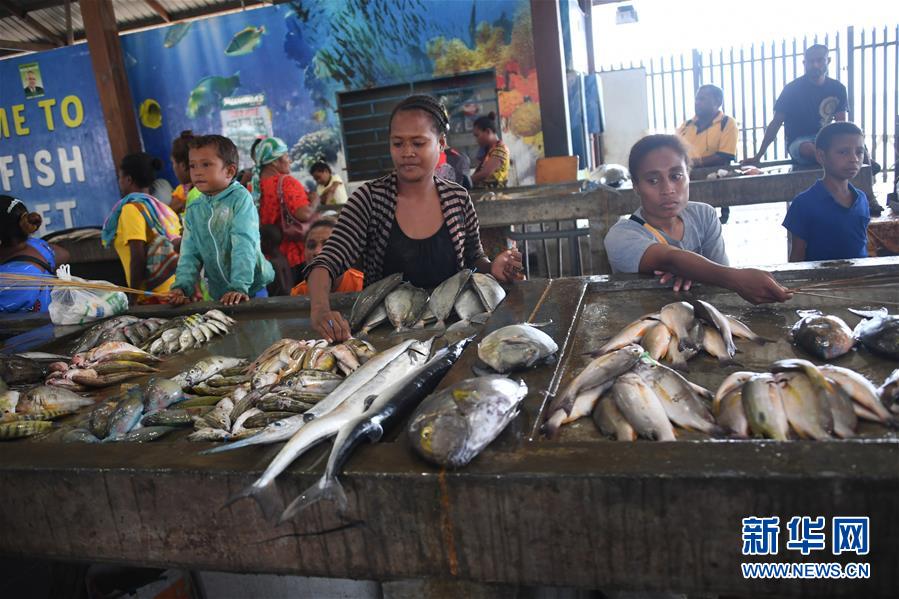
xmin=743 ymin=44 xmax=847 ymax=166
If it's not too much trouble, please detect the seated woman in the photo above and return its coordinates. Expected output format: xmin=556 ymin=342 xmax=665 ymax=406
xmin=603 ymin=134 xmax=792 ymax=304
xmin=102 ymin=153 xmax=182 ymax=302
xmin=306 ymin=94 xmax=523 ymax=342
xmin=471 ymin=113 xmax=510 ymax=188
xmin=0 ymin=195 xmax=69 ymax=312
xmin=252 ymin=137 xmax=319 ymax=282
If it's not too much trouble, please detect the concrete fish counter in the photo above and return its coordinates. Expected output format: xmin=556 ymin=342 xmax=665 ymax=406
xmin=1 ymin=261 xmax=898 ymax=597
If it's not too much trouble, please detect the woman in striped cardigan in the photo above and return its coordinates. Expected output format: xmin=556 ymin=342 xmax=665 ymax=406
xmin=306 ymin=95 xmax=523 ymax=342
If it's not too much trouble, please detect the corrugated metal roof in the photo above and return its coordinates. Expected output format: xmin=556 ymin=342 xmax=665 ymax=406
xmin=0 ymin=0 xmax=273 ymax=56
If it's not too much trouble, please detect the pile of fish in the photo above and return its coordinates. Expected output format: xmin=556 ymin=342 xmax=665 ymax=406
xmin=595 ymin=300 xmax=769 ymax=370
xmin=791 ymin=308 xmax=899 ymax=361
xmin=71 ymin=315 xmax=170 ymax=354
xmin=714 ymin=359 xmax=898 ymax=440
xmin=545 ymin=345 xmax=721 ymax=441
xmin=140 ymin=309 xmax=236 ymax=355
xmin=186 ymin=339 xmax=374 ymax=442
xmin=477 ymin=323 xmax=558 ymax=373
xmin=0 ymin=383 xmax=95 ymax=440
xmin=350 ymin=271 xmax=507 ymax=335
xmin=45 ymin=341 xmax=162 ymax=391
xmin=408 ymin=375 xmax=528 ymax=467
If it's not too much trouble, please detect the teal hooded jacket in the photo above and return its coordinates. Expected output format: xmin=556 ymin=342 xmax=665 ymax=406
xmin=173 ymin=181 xmax=274 ymax=299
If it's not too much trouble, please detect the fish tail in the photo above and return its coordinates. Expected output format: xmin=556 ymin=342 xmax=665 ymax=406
xmin=279 ymin=475 xmax=346 ymax=523
xmin=197 ymin=434 xmax=259 ymax=455
xmin=223 ymin=479 xmax=283 ymax=521
xmin=541 ymin=409 xmax=567 ymax=440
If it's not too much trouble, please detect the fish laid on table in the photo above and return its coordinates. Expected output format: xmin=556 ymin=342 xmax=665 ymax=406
xmin=610 ymin=372 xmax=676 ymax=441
xmin=543 ymin=345 xmax=643 ymax=438
xmin=70 ymin=315 xmax=141 ymax=354
xmin=775 ymin=371 xmax=834 ymax=440
xmin=143 ymin=377 xmax=185 ymax=413
xmin=632 ymin=361 xmax=721 ymax=435
xmin=689 ymin=299 xmax=736 ymax=358
xmin=660 ymin=302 xmax=697 ymax=351
xmin=0 ymin=420 xmax=54 ymax=440
xmin=790 ymin=310 xmax=856 ymax=360
xmin=878 ymin=369 xmax=899 ymax=415
xmin=741 ymin=374 xmax=791 ymax=441
xmin=453 ymin=288 xmax=487 ymax=321
xmin=224 ymin=338 xmax=432 ymax=517
xmin=770 ymin=358 xmax=857 ymax=438
xmin=280 ymin=337 xmax=472 ymax=520
xmin=141 ymin=310 xmax=236 ymax=356
xmin=477 ymin=324 xmax=558 ymax=373
xmin=384 ymin=283 xmax=429 ymax=333
xmin=0 ymin=355 xmax=47 ymax=385
xmin=349 ymin=272 xmax=403 ymax=331
xmin=178 ymin=356 xmax=247 ymax=388
xmin=818 ymin=364 xmax=897 ymax=426
xmin=17 ymin=386 xmax=94 ymax=413
xmin=850 ymin=308 xmax=899 ymax=360
xmin=593 ymin=396 xmax=637 ymax=441
xmin=408 ymin=374 xmax=526 ymax=468
xmin=428 ymin=269 xmax=473 ymax=329
xmin=359 ymin=304 xmax=389 ymax=335
xmin=73 ymin=342 xmax=160 ymax=367
xmin=103 ymin=390 xmax=145 ymax=441
xmin=470 ymin=273 xmax=506 ymax=312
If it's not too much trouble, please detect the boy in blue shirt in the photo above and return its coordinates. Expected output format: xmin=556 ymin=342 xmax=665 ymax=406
xmin=168 ymin=135 xmax=273 ymax=306
xmin=783 ymin=122 xmax=870 ymax=262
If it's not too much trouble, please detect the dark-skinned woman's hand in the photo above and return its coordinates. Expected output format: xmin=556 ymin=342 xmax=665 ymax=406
xmin=312 ymin=304 xmax=351 ymax=343
xmin=491 ymin=249 xmax=525 ymax=283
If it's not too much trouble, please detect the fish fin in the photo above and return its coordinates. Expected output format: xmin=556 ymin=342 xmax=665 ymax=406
xmin=279 ymin=475 xmax=347 ymax=522
xmin=362 ymin=394 xmax=377 ymax=410
xmin=223 ymin=479 xmax=283 ymax=521
xmin=848 ymin=307 xmax=888 ymax=319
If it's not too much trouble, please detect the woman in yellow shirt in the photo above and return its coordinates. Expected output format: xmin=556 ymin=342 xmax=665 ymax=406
xmin=102 ymin=153 xmax=182 ymax=302
xmin=471 ymin=112 xmax=510 ymax=188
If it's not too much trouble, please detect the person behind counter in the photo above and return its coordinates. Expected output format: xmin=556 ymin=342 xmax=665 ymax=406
xmin=252 ymin=137 xmax=318 ymax=280
xmin=260 ymin=224 xmax=294 ymax=297
xmin=0 ymin=195 xmax=69 ymax=312
xmin=784 ymin=122 xmax=870 ymax=262
xmin=305 ymin=94 xmax=523 ymax=342
xmin=603 ymin=134 xmax=792 ymax=304
xmin=291 ymin=220 xmax=364 ymax=296
xmin=310 ymin=161 xmax=348 ymax=206
xmin=169 ymin=130 xmax=201 ymax=214
xmin=471 ymin=112 xmax=510 ymax=188
xmin=168 ymin=135 xmax=274 ymax=307
xmin=102 ymin=152 xmax=182 ymax=303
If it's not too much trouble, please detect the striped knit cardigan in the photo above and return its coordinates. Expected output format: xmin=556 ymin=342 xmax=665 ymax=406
xmin=307 ymin=173 xmax=488 ymax=287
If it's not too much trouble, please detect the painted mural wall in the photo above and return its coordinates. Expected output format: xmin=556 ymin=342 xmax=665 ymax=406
xmin=122 ymin=0 xmax=544 ymax=187
xmin=0 ymin=45 xmax=119 ymax=233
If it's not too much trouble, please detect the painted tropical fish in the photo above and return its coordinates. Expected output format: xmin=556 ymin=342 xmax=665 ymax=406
xmin=139 ymin=98 xmax=162 ymax=129
xmin=225 ymin=25 xmax=266 ymax=56
xmin=163 ymin=22 xmax=193 ymax=48
xmin=186 ymin=73 xmax=241 ymax=119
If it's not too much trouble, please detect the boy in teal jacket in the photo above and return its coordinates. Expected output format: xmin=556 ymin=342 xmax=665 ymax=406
xmin=168 ymin=135 xmax=274 ymax=306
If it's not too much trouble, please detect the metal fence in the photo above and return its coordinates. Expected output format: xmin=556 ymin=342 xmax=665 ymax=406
xmin=599 ymin=26 xmax=898 ymax=183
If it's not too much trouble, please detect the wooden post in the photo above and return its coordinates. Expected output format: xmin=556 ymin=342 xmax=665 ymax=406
xmin=79 ymin=0 xmax=141 ymax=169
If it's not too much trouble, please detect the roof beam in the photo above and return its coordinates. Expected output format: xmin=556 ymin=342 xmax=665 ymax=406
xmin=0 ymin=38 xmax=56 ymax=51
xmin=0 ymin=0 xmax=64 ymax=46
xmin=143 ymin=0 xmax=171 ymax=23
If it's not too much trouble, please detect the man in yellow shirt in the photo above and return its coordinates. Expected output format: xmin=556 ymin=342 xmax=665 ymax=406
xmin=677 ymin=84 xmax=739 ymax=167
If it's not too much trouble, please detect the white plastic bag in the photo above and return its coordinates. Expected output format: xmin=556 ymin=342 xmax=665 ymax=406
xmin=48 ymin=265 xmax=129 ymax=325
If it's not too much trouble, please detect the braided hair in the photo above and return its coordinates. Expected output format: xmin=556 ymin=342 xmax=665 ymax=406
xmin=473 ymin=112 xmax=498 ymax=134
xmin=389 ymin=94 xmax=450 ymax=136
xmin=0 ymin=195 xmax=42 ymax=247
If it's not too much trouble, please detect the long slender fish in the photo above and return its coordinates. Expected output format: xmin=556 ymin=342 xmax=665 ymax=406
xmin=279 ymin=338 xmax=471 ymax=521
xmin=224 ymin=339 xmax=432 ymax=518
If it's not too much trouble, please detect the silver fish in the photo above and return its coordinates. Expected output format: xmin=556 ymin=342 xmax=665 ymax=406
xmin=478 ymin=324 xmax=558 ymax=373
xmin=633 ymin=361 xmax=721 ymax=435
xmin=727 ymin=315 xmax=771 ymax=344
xmin=470 ymin=273 xmax=506 ymax=312
xmin=181 ymin=356 xmax=246 ymax=388
xmin=791 ymin=310 xmax=855 ymax=360
xmin=593 ymin=315 xmax=659 ymax=355
xmin=611 ymin=372 xmax=676 ymax=441
xmin=640 ymin=322 xmax=671 ymax=361
xmin=741 ymin=374 xmax=790 ymax=440
xmin=408 ymin=375 xmax=526 ymax=467
xmin=776 ymin=371 xmax=834 ymax=440
xmin=349 ymin=272 xmax=403 ymax=331
xmin=701 ymin=325 xmax=740 ymax=366
xmin=850 ymin=308 xmax=899 ymax=360
xmin=428 ymin=270 xmax=473 ymax=327
xmin=544 ymin=345 xmax=643 ymax=437
xmin=18 ymin=386 xmax=93 ymax=413
xmin=690 ymin=299 xmax=736 ymax=357
xmin=715 ymin=389 xmax=749 ymax=438
xmin=105 ymin=392 xmax=144 ymax=440
xmin=593 ymin=395 xmax=636 ymax=441
xmin=359 ymin=303 xmax=388 ymax=335
xmin=453 ymin=288 xmax=485 ymax=320
xmin=819 ymin=364 xmax=895 ymax=426
xmin=143 ymin=377 xmax=184 ymax=413
xmin=660 ymin=302 xmax=697 ymax=351
xmin=384 ymin=283 xmax=429 ymax=332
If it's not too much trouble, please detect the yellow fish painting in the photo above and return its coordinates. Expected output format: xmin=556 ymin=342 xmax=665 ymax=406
xmin=139 ymin=98 xmax=162 ymax=129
